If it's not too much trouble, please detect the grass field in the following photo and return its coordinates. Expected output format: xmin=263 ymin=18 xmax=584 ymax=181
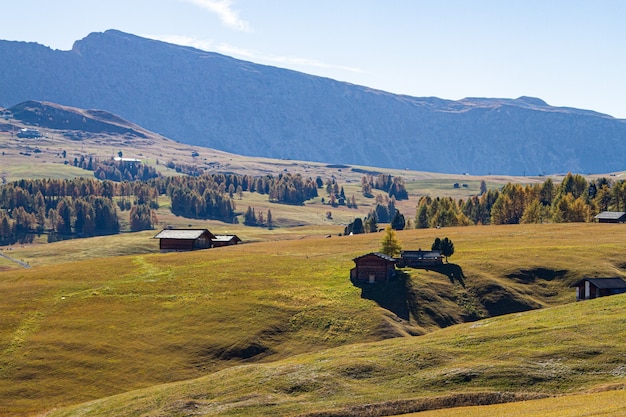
xmin=401 ymin=389 xmax=626 ymax=417
xmin=1 ymin=222 xmax=626 ymax=416
xmin=44 ymin=289 xmax=626 ymax=417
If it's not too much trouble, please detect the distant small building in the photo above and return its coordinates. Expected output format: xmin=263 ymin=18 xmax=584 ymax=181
xmin=16 ymin=128 xmax=41 ymax=138
xmin=350 ymin=252 xmax=397 ymax=284
xmin=397 ymin=249 xmax=443 ymax=268
xmin=211 ymin=235 xmax=242 ymax=247
xmin=594 ymin=211 xmax=626 ymax=223
xmin=571 ymin=277 xmax=626 ymax=301
xmin=113 ymin=157 xmax=142 ymax=164
xmin=154 ymin=228 xmax=215 ymax=252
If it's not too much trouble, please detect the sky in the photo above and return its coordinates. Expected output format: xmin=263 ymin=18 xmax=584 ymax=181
xmin=2 ymin=0 xmax=626 ymax=118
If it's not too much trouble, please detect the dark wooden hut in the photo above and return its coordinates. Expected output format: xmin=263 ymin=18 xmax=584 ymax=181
xmin=350 ymin=252 xmax=397 ymax=284
xmin=154 ymin=228 xmax=215 ymax=252
xmin=571 ymin=277 xmax=626 ymax=301
xmin=594 ymin=211 xmax=626 ymax=223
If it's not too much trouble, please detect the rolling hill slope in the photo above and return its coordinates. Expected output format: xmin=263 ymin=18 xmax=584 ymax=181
xmin=1 ymin=223 xmax=625 ymax=416
xmin=46 ymin=284 xmax=626 ymax=417
xmin=1 ymin=30 xmax=625 ymax=175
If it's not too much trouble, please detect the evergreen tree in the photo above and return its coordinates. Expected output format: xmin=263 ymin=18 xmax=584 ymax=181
xmin=352 ymin=217 xmax=364 ymax=234
xmin=480 ymin=180 xmax=488 ymax=196
xmin=130 ymin=204 xmax=157 ymax=231
xmin=364 ymin=213 xmax=378 ymax=233
xmin=267 ymin=209 xmax=273 ymax=229
xmin=440 ymin=237 xmax=455 ymax=262
xmin=243 ymin=206 xmax=257 ymax=226
xmin=415 ymin=204 xmax=429 ymax=229
xmin=520 ymin=199 xmax=547 ymax=224
xmin=432 ymin=237 xmax=454 ymax=262
xmin=390 ymin=209 xmax=406 ymax=230
xmin=380 ymin=225 xmax=402 ymax=257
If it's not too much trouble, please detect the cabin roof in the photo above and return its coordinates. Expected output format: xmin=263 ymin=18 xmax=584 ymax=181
xmin=153 ymin=229 xmax=214 ymax=240
xmin=353 ymin=252 xmax=397 ymax=263
xmin=571 ymin=277 xmax=626 ymax=289
xmin=594 ymin=211 xmax=626 ymax=220
xmin=401 ymin=250 xmax=442 ymax=258
xmin=212 ymin=235 xmax=240 ymax=242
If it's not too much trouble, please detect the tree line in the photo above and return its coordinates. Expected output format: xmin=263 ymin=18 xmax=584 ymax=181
xmin=415 ymin=174 xmax=626 ymax=228
xmin=70 ymin=155 xmax=159 ymax=182
xmin=361 ymin=174 xmax=408 ymax=200
xmin=0 ymin=171 xmax=324 ymax=245
xmin=0 ymin=179 xmax=122 ymax=244
xmin=344 ymin=173 xmax=626 ymax=236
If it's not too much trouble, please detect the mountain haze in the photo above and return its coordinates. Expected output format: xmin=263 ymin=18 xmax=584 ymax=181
xmin=1 ymin=29 xmax=625 ymax=175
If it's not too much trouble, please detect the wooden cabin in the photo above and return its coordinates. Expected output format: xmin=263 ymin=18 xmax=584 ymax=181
xmin=571 ymin=277 xmax=626 ymax=301
xmin=350 ymin=252 xmax=397 ymax=284
xmin=154 ymin=228 xmax=215 ymax=252
xmin=594 ymin=211 xmax=626 ymax=223
xmin=397 ymin=249 xmax=443 ymax=268
xmin=211 ymin=235 xmax=242 ymax=247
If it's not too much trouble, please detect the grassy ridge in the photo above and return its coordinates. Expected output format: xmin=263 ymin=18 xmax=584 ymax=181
xmin=1 ymin=223 xmax=626 ymax=415
xmin=47 ymin=292 xmax=626 ymax=417
xmin=403 ymin=389 xmax=626 ymax=417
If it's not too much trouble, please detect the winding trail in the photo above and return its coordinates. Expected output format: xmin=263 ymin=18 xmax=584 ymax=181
xmin=0 ymin=251 xmax=31 ymax=268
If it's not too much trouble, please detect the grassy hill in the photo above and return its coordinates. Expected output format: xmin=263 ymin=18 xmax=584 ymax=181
xmin=1 ymin=223 xmax=626 ymax=416
xmin=45 ymin=286 xmax=626 ymax=417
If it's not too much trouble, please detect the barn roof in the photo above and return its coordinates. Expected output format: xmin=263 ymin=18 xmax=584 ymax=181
xmin=353 ymin=252 xmax=397 ymax=262
xmin=153 ymin=229 xmax=214 ymax=240
xmin=212 ymin=235 xmax=240 ymax=242
xmin=401 ymin=250 xmax=442 ymax=258
xmin=571 ymin=277 xmax=626 ymax=289
xmin=594 ymin=211 xmax=626 ymax=220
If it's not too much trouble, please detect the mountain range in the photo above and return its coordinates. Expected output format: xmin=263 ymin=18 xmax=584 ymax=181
xmin=1 ymin=29 xmax=625 ymax=175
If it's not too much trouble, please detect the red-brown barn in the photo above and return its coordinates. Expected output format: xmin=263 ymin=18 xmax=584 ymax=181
xmin=154 ymin=228 xmax=215 ymax=252
xmin=571 ymin=277 xmax=626 ymax=301
xmin=350 ymin=252 xmax=397 ymax=284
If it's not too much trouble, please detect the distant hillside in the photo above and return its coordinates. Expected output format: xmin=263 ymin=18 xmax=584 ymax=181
xmin=1 ymin=29 xmax=625 ymax=175
xmin=8 ymin=100 xmax=148 ymax=138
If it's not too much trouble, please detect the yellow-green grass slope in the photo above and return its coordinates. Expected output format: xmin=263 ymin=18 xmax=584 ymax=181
xmin=402 ymin=389 xmax=626 ymax=417
xmin=49 ymin=289 xmax=626 ymax=417
xmin=1 ymin=223 xmax=625 ymax=415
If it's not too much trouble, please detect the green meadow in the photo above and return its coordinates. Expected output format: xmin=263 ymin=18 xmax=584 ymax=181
xmin=43 ymin=277 xmax=626 ymax=417
xmin=1 ymin=222 xmax=625 ymax=416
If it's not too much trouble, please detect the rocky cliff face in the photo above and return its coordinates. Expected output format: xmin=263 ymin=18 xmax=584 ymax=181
xmin=1 ymin=29 xmax=625 ymax=175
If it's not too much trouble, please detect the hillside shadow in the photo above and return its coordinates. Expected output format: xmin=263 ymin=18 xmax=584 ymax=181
xmin=355 ymin=271 xmax=417 ymax=321
xmin=354 ymin=265 xmax=467 ymax=322
xmin=419 ymin=263 xmax=466 ymax=287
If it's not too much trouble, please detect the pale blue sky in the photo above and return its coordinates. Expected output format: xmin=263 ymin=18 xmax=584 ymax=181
xmin=2 ymin=0 xmax=625 ymax=118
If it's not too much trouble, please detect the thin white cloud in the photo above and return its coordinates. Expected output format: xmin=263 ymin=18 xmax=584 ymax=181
xmin=145 ymin=34 xmax=215 ymax=52
xmin=216 ymin=44 xmax=363 ymax=74
xmin=181 ymin=0 xmax=250 ymax=32
xmin=143 ymin=35 xmax=363 ymax=75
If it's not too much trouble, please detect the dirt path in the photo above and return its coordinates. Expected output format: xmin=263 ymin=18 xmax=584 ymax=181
xmin=0 ymin=251 xmax=31 ymax=268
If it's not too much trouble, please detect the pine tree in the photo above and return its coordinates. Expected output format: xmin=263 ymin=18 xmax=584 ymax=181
xmin=480 ymin=180 xmax=488 ymax=196
xmin=352 ymin=217 xmax=364 ymax=234
xmin=267 ymin=209 xmax=273 ymax=229
xmin=380 ymin=225 xmax=402 ymax=257
xmin=432 ymin=237 xmax=455 ymax=263
xmin=391 ymin=209 xmax=406 ymax=230
xmin=416 ymin=204 xmax=429 ymax=229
